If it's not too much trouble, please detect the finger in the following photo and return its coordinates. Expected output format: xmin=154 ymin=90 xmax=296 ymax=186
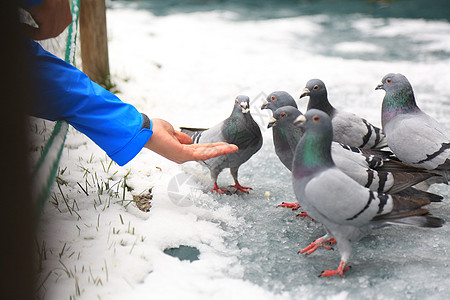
xmin=187 ymin=142 xmax=235 ymax=149
xmin=192 ymin=144 xmax=239 ymax=161
xmin=190 ymin=144 xmax=239 ymax=158
xmin=174 ymin=131 xmax=193 ymax=144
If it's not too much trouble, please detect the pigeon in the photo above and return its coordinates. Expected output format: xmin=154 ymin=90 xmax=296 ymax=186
xmin=376 ymin=73 xmax=450 ymax=181
xmin=300 ymin=79 xmax=387 ymax=149
xmin=268 ymin=106 xmax=437 ymax=195
xmin=261 ymin=91 xmax=301 ymax=170
xmin=180 ymin=95 xmax=263 ymax=194
xmin=292 ymin=109 xmax=444 ymax=277
xmin=261 ymin=91 xmax=298 ymax=111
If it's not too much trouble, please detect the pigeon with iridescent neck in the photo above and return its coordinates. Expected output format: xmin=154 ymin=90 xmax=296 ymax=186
xmin=269 ymin=106 xmax=437 ymax=195
xmin=376 ymin=73 xmax=450 ymax=181
xmin=300 ymin=79 xmax=387 ymax=149
xmin=180 ymin=95 xmax=262 ymax=194
xmin=292 ymin=109 xmax=444 ymax=277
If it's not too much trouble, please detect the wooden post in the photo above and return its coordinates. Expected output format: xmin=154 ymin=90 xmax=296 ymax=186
xmin=79 ymin=0 xmax=111 ymax=87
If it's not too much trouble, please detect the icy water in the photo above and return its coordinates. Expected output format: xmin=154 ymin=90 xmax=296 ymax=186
xmin=111 ymin=0 xmax=450 ymax=299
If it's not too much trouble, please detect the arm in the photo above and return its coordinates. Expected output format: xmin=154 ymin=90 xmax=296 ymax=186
xmin=27 ymin=40 xmax=238 ymax=166
xmin=22 ymin=0 xmax=72 ymax=40
xmin=145 ymin=119 xmax=238 ymax=164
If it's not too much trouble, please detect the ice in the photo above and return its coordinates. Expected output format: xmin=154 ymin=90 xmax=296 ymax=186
xmin=34 ymin=1 xmax=450 ymax=299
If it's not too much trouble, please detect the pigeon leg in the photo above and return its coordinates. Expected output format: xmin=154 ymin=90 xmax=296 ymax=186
xmin=210 ymin=182 xmax=230 ymax=194
xmin=299 ymin=234 xmax=336 ymax=255
xmin=229 ymin=167 xmax=252 ymax=193
xmin=320 ymin=237 xmax=352 ymax=277
xmin=319 ymin=261 xmax=351 ymax=277
xmin=278 ymin=202 xmax=311 ymax=218
xmin=229 ymin=181 xmax=252 ymax=193
xmin=209 ymin=170 xmax=230 ymax=194
xmin=296 ymin=211 xmax=311 ymax=218
xmin=279 ymin=202 xmax=301 ymax=210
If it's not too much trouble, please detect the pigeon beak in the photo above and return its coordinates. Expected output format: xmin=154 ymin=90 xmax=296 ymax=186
xmin=293 ymin=115 xmax=307 ymax=127
xmin=267 ymin=117 xmax=278 ymax=128
xmin=375 ymin=82 xmax=384 ymax=90
xmin=300 ymin=88 xmax=310 ymax=99
xmin=261 ymin=100 xmax=269 ymax=110
xmin=240 ymin=101 xmax=250 ymax=114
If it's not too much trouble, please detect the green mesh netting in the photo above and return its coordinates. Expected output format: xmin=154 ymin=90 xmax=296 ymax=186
xmin=32 ymin=0 xmax=80 ymax=217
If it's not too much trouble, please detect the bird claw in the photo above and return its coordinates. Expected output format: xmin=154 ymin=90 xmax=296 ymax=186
xmin=319 ymin=261 xmax=351 ymax=278
xmin=299 ymin=237 xmax=336 ymax=255
xmin=296 ymin=211 xmax=310 ymax=218
xmin=279 ymin=202 xmax=300 ymax=210
xmin=210 ymin=187 xmax=231 ymax=194
xmin=211 ymin=183 xmax=231 ymax=195
xmin=228 ymin=183 xmax=252 ymax=193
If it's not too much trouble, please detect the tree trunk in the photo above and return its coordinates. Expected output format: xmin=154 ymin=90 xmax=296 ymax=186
xmin=79 ymin=0 xmax=110 ymax=87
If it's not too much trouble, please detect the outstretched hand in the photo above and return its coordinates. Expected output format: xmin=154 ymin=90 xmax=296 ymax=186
xmin=22 ymin=0 xmax=72 ymax=40
xmin=145 ymin=118 xmax=238 ymax=164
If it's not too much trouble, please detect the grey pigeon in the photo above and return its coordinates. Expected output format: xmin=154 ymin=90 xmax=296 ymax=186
xmin=300 ymin=79 xmax=387 ymax=149
xmin=376 ymin=73 xmax=450 ymax=181
xmin=261 ymin=91 xmax=298 ymax=111
xmin=292 ymin=109 xmax=444 ymax=277
xmin=180 ymin=95 xmax=263 ymax=194
xmin=261 ymin=91 xmax=302 ymax=170
xmin=269 ymin=106 xmax=436 ymax=195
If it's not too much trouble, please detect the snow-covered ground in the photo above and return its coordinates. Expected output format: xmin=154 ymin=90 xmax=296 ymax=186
xmin=32 ymin=1 xmax=450 ymax=299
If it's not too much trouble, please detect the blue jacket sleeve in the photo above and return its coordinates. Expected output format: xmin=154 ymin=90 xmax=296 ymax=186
xmin=21 ymin=0 xmax=43 ymax=8
xmin=27 ymin=39 xmax=153 ymax=166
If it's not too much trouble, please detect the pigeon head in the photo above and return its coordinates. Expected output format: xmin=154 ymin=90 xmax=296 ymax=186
xmin=292 ymin=109 xmax=334 ymax=176
xmin=268 ymin=106 xmax=302 ymax=129
xmin=300 ymin=79 xmax=327 ymax=99
xmin=376 ymin=73 xmax=419 ymax=126
xmin=300 ymin=79 xmax=335 ymax=116
xmin=233 ymin=95 xmax=251 ymax=114
xmin=294 ymin=109 xmax=332 ymax=137
xmin=261 ymin=91 xmax=298 ymax=112
xmin=375 ymin=73 xmax=413 ymax=93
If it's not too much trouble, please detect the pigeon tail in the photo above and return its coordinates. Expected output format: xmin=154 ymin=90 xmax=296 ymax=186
xmin=387 ymin=215 xmax=444 ymax=228
xmin=395 ymin=187 xmax=443 ymax=202
xmin=388 ymin=171 xmax=436 ymax=194
xmin=179 ymin=127 xmax=208 ymax=142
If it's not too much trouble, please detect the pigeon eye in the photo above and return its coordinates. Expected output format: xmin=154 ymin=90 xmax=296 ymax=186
xmin=386 ymin=78 xmax=392 ymax=84
xmin=312 ymin=115 xmax=320 ymax=122
xmin=280 ymin=113 xmax=286 ymax=118
xmin=313 ymin=85 xmax=319 ymax=90
xmin=271 ymin=96 xmax=277 ymax=101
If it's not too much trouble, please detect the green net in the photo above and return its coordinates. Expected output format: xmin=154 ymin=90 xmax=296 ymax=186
xmin=32 ymin=0 xmax=80 ymax=217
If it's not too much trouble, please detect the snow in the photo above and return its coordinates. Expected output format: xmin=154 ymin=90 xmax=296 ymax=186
xmin=333 ymin=42 xmax=383 ymax=54
xmin=32 ymin=1 xmax=450 ymax=299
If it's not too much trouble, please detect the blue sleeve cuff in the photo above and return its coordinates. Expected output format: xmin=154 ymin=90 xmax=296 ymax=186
xmin=110 ymin=126 xmax=153 ymax=166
